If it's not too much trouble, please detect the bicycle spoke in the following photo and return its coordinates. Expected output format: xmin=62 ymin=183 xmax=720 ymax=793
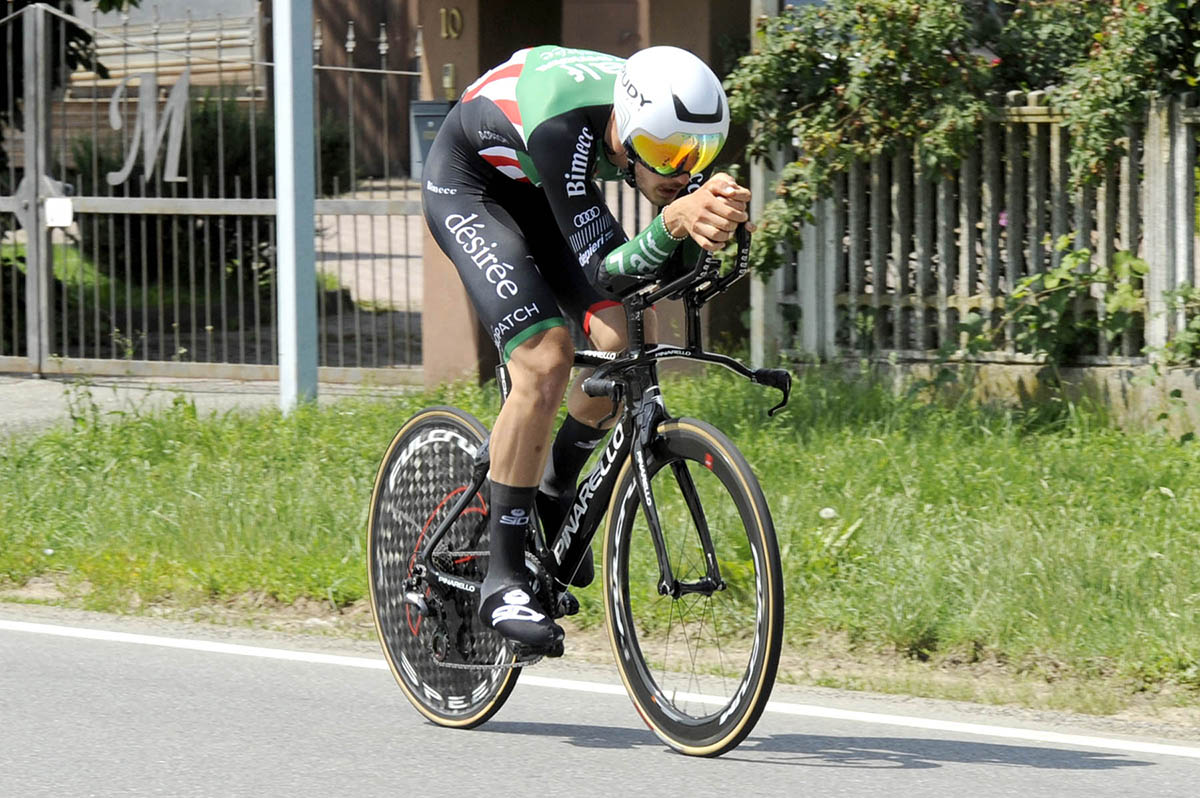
xmin=706 ymin=595 xmax=729 ymax=699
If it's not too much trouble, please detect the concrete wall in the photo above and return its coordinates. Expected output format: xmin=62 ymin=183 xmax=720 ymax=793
xmin=563 ymin=0 xmax=641 ymax=55
xmin=875 ymin=360 xmax=1200 ymax=436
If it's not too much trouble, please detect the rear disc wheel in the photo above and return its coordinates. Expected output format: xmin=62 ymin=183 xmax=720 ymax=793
xmin=367 ymin=406 xmax=518 ymax=728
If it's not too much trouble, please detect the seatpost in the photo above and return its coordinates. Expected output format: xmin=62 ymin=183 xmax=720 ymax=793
xmin=684 ymin=293 xmax=703 ymax=350
xmin=626 ymin=305 xmax=646 ymax=355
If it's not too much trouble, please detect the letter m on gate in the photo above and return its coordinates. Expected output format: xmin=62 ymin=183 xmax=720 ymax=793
xmin=106 ymin=68 xmax=191 ymax=185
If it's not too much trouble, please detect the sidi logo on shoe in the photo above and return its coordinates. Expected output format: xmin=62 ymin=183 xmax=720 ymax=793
xmin=491 ymin=604 xmax=546 ymax=625
xmin=500 ymin=508 xmax=530 ymax=526
xmin=501 ymin=588 xmax=531 ymax=605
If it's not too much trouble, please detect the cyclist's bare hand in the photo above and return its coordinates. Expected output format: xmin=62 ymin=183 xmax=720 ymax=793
xmin=663 ymin=173 xmax=751 ymax=251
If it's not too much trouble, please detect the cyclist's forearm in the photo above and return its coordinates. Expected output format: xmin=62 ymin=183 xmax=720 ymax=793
xmin=598 ymin=213 xmax=683 ymax=278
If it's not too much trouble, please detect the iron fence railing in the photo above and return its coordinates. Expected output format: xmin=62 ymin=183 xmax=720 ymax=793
xmin=1 ymin=1 xmax=424 ymax=382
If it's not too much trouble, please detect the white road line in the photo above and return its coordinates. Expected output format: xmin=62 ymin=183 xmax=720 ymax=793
xmin=3 ymin=618 xmax=1198 ymax=760
xmin=0 ymin=619 xmax=390 ymax=670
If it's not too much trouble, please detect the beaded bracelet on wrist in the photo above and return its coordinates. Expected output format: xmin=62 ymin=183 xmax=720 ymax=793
xmin=659 ymin=214 xmax=687 ymax=242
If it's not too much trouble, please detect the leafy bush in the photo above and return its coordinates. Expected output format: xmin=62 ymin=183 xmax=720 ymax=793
xmin=727 ymin=0 xmax=1200 ymax=275
xmin=1056 ymin=0 xmax=1200 ymax=181
xmin=984 ymin=0 xmax=1110 ymax=90
xmin=1160 ymin=283 xmax=1200 ymax=364
xmin=727 ymin=0 xmax=992 ymax=272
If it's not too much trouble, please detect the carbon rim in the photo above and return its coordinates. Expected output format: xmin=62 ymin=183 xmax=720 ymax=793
xmin=604 ymin=419 xmax=782 ymax=756
xmin=368 ymin=407 xmax=519 ymax=727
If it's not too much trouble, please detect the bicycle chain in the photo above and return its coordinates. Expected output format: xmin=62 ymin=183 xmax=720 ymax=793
xmin=433 ymin=652 xmax=544 ymax=670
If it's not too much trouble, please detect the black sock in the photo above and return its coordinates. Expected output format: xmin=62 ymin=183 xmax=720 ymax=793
xmin=480 ymin=481 xmax=563 ymax=651
xmin=484 ymin=482 xmax=537 ymax=588
xmin=540 ymin=415 xmax=606 ymax=497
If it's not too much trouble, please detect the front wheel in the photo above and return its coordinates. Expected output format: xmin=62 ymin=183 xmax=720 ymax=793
xmin=602 ymin=418 xmax=783 ymax=756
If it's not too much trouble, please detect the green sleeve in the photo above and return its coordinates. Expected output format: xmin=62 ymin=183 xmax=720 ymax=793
xmin=600 ymin=213 xmax=685 ymax=277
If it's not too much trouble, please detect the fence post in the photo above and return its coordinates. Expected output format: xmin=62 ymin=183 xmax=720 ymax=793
xmin=792 ymin=187 xmax=842 ymax=361
xmin=749 ymin=146 xmax=784 ymax=367
xmin=847 ymin=160 xmax=866 ymax=351
xmin=1003 ymin=91 xmax=1026 ymax=352
xmin=797 ymin=198 xmax=821 ymax=359
xmin=1143 ymin=95 xmax=1174 ymax=352
xmin=824 ymin=175 xmax=843 ymax=357
xmin=273 ymin=0 xmax=318 ymax=409
xmin=1172 ymin=93 xmax=1196 ymax=336
xmin=748 ymin=0 xmax=784 ymax=368
xmin=22 ymin=3 xmax=52 ymax=373
xmin=891 ymin=146 xmax=913 ymax=350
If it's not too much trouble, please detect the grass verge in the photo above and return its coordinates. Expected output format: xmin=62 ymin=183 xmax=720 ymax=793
xmin=1 ymin=368 xmax=1198 ymax=717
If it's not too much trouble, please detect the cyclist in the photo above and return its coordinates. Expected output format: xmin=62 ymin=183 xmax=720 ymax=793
xmin=422 ymin=45 xmax=750 ymax=652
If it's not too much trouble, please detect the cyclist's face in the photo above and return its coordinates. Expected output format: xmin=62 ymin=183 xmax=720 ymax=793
xmin=633 ymin=161 xmax=691 ymax=207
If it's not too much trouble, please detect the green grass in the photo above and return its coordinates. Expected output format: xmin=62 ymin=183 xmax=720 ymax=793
xmin=2 ymin=240 xmax=361 ymax=315
xmin=1 ymin=368 xmax=1199 ymax=705
xmin=2 ymin=240 xmax=170 ymax=313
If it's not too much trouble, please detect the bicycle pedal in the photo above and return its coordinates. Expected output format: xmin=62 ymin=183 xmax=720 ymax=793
xmin=513 ymin=639 xmax=564 ymax=660
xmin=554 ymin=590 xmax=580 ymax=618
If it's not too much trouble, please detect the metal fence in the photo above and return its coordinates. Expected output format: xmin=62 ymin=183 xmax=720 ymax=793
xmin=753 ymin=91 xmax=1200 ymax=367
xmin=1 ymin=1 xmax=423 ymax=382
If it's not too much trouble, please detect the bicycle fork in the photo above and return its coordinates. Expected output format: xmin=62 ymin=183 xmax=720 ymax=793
xmin=630 ymin=391 xmax=726 ymax=599
xmin=546 ymin=385 xmax=727 ymax=601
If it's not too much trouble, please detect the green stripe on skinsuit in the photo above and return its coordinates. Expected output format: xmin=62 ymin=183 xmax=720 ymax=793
xmin=502 ymin=317 xmax=567 ymax=362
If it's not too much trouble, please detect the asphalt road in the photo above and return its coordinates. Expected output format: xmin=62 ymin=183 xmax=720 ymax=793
xmin=1 ymin=607 xmax=1197 ymax=798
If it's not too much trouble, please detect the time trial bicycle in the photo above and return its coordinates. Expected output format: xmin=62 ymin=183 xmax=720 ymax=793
xmin=367 ymin=225 xmax=791 ymax=756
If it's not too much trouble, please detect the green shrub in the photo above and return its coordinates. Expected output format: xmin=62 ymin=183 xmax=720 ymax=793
xmin=727 ymin=0 xmax=1200 ymax=275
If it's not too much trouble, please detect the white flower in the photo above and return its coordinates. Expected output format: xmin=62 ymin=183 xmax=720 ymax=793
xmin=818 ymin=507 xmax=838 ymax=520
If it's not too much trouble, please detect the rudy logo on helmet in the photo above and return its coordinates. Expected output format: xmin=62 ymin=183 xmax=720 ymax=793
xmin=613 ymin=46 xmax=729 ymax=182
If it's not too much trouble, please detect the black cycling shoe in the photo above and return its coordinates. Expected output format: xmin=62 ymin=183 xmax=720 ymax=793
xmin=536 ymin=489 xmax=594 ymax=588
xmin=477 ymin=581 xmax=564 ymax=652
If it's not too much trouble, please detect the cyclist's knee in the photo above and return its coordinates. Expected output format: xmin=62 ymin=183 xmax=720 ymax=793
xmin=588 ymin=304 xmax=657 ymax=352
xmin=506 ymin=326 xmax=573 ymax=409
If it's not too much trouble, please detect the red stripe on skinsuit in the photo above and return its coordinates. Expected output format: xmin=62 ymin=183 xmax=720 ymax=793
xmin=491 ymin=98 xmax=523 ymax=128
xmin=583 ymin=300 xmax=621 ymax=337
xmin=462 ymin=62 xmax=524 ymax=102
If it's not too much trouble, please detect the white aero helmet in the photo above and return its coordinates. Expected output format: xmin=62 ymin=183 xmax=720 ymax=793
xmin=613 ymin=46 xmax=729 ymax=178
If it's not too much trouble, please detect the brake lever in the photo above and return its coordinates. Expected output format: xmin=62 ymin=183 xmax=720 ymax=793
xmin=753 ymin=368 xmax=792 ymax=417
xmin=583 ymin=373 xmax=624 ymax=427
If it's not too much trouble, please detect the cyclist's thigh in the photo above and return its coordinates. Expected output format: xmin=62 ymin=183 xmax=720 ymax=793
xmin=520 ymin=221 xmax=623 ymax=346
xmin=423 ymin=147 xmax=566 ymax=362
